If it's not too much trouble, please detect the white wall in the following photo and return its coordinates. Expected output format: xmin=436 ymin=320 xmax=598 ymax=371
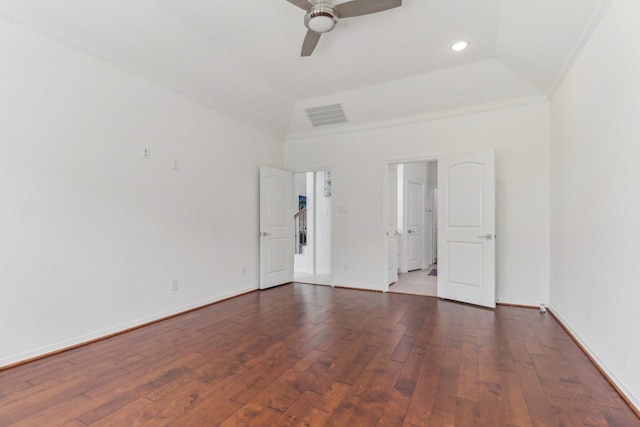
xmin=285 ymin=102 xmax=550 ymax=305
xmin=550 ymin=0 xmax=640 ymax=408
xmin=0 ymin=18 xmax=283 ymax=366
xmin=294 ymin=173 xmax=307 ymax=200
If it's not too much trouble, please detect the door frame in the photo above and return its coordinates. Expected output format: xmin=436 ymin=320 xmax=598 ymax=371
xmin=428 ymin=185 xmax=438 ymax=265
xmin=387 ymin=164 xmax=399 ymax=284
xmin=382 ymin=156 xmax=438 ymax=292
xmin=290 ymin=166 xmax=334 ymax=286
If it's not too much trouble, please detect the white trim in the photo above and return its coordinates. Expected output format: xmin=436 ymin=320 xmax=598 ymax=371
xmin=286 ymin=95 xmax=548 ymax=141
xmin=382 ymin=157 xmax=440 ymax=293
xmin=495 ymin=298 xmax=545 ymax=307
xmin=550 ymin=306 xmax=640 ymax=413
xmin=0 ymin=7 xmax=285 ymax=140
xmin=0 ymin=286 xmax=258 ymax=369
xmin=548 ymin=0 xmax=613 ymax=97
xmin=385 ymin=156 xmax=440 ymax=166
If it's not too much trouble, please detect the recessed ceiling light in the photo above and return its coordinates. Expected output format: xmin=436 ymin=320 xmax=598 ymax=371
xmin=451 ymin=40 xmax=469 ymax=52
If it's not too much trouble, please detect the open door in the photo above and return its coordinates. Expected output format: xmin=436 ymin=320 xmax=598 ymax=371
xmin=388 ymin=165 xmax=399 ymax=284
xmin=406 ymin=182 xmax=423 ymax=271
xmin=437 ymin=150 xmax=496 ymax=308
xmin=260 ymin=166 xmax=294 ymax=289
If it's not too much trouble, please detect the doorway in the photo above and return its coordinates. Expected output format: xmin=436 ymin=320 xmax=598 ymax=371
xmin=383 ymin=150 xmax=496 ymax=307
xmin=293 ymin=170 xmax=332 ymax=285
xmin=388 ymin=161 xmax=438 ymax=296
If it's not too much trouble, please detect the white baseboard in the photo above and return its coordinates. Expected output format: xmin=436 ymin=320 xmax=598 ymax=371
xmin=495 ymin=297 xmax=541 ymax=308
xmin=549 ymin=306 xmax=640 ymax=416
xmin=0 ymin=286 xmax=258 ymax=369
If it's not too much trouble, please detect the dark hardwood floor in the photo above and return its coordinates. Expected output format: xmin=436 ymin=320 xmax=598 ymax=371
xmin=1 ymin=283 xmax=638 ymax=426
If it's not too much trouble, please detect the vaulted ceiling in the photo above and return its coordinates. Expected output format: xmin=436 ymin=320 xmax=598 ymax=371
xmin=0 ymin=0 xmax=609 ymax=137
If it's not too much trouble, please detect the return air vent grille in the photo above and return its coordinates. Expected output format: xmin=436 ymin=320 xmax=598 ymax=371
xmin=305 ymin=104 xmax=347 ymax=127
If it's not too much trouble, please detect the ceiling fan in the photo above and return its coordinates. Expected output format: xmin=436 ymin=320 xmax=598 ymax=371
xmin=286 ymin=0 xmax=402 ymax=57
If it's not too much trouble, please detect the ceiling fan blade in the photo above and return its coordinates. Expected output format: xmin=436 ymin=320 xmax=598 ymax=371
xmin=301 ymin=30 xmax=321 ymax=57
xmin=286 ymin=0 xmax=313 ymax=10
xmin=335 ymin=0 xmax=401 ymax=18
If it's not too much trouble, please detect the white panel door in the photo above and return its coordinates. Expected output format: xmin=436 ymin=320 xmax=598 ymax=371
xmin=260 ymin=166 xmax=294 ymax=289
xmin=406 ymin=182 xmax=423 ymax=271
xmin=388 ymin=165 xmax=398 ymax=284
xmin=437 ymin=151 xmax=496 ymax=308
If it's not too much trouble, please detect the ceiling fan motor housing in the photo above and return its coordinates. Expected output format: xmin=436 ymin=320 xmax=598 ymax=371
xmin=305 ymin=2 xmax=338 ymax=33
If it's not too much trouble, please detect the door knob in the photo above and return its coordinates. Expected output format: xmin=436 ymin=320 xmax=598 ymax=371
xmin=260 ymin=232 xmax=273 ymax=237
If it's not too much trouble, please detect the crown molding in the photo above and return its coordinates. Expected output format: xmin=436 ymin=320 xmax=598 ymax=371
xmin=548 ymin=0 xmax=613 ymax=98
xmin=285 ymin=94 xmax=548 ymax=142
xmin=0 ymin=7 xmax=285 ymax=140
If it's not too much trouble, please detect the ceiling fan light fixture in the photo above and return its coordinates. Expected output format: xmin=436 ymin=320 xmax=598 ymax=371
xmin=288 ymin=0 xmax=403 ymax=56
xmin=451 ymin=40 xmax=469 ymax=51
xmin=308 ymin=14 xmax=336 ymax=33
xmin=304 ymin=2 xmax=338 ymax=33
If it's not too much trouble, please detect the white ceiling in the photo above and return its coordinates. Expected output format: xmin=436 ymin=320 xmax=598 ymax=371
xmin=0 ymin=0 xmax=609 ymax=137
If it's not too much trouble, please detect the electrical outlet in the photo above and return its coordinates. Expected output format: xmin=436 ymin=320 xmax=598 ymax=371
xmin=142 ymin=147 xmax=150 ymax=159
xmin=171 ymin=280 xmax=179 ymax=291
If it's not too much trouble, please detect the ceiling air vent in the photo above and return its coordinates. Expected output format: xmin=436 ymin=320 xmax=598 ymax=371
xmin=305 ymin=103 xmax=347 ymax=127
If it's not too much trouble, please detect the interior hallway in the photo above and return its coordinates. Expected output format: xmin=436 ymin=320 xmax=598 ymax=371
xmin=293 ymin=272 xmax=331 ymax=286
xmin=389 ymin=266 xmax=437 ymax=297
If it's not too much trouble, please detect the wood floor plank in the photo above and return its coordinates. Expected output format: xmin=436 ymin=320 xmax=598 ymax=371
xmin=514 ymin=360 xmax=563 ymax=427
xmin=77 ymin=365 xmax=194 ymax=424
xmin=59 ymin=419 xmax=88 ymax=427
xmin=499 ymin=370 xmax=534 ymax=427
xmin=88 ymin=397 xmax=154 ymax=427
xmin=137 ymin=379 xmax=217 ymax=426
xmin=307 ymin=339 xmax=366 ymax=393
xmin=298 ymin=382 xmax=352 ymax=426
xmin=0 ymin=283 xmax=638 ymax=427
xmin=323 ymin=406 xmax=357 ymax=426
xmin=375 ymin=361 xmax=413 ymax=426
xmin=274 ymin=389 xmax=322 ymax=426
xmin=453 ymin=397 xmax=481 ymax=427
xmin=334 ymin=343 xmax=378 ymax=386
xmin=403 ymin=373 xmax=439 ymax=426
xmin=457 ymin=338 xmax=480 ymax=402
xmin=9 ymin=394 xmax=92 ymax=427
xmin=477 ymin=380 xmax=507 ymax=427
xmin=425 ymin=372 xmax=459 ymax=426
xmin=390 ymin=335 xmax=416 ymax=363
xmin=164 ymin=387 xmax=242 ymax=426
xmin=477 ymin=328 xmax=501 ymax=385
xmin=395 ymin=349 xmax=425 ymax=397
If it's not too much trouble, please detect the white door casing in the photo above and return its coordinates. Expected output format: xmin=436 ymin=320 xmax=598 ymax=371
xmin=437 ymin=150 xmax=496 ymax=308
xmin=260 ymin=166 xmax=294 ymax=289
xmin=406 ymin=182 xmax=423 ymax=271
xmin=431 ymin=187 xmax=438 ymax=264
xmin=388 ymin=165 xmax=399 ymax=284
